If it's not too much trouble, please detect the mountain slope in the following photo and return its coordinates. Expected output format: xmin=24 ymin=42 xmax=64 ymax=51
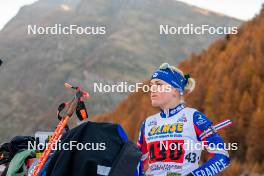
xmin=0 ymin=0 xmax=241 ymax=141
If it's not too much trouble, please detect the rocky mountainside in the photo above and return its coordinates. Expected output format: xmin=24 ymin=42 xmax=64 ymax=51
xmin=0 ymin=0 xmax=241 ymax=141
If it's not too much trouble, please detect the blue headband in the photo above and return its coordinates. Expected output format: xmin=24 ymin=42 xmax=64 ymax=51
xmin=151 ymin=67 xmax=188 ymax=93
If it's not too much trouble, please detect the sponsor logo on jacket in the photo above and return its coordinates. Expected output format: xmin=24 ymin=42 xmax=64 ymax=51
xmin=148 ymin=123 xmax=183 ymax=136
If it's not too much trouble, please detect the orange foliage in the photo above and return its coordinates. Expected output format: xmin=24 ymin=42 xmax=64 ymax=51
xmin=95 ymin=7 xmax=264 ymax=175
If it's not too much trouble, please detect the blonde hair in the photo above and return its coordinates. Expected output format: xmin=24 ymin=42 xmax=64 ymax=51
xmin=159 ymin=63 xmax=196 ymax=93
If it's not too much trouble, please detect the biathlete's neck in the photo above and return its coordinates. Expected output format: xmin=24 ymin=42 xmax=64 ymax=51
xmin=160 ymin=97 xmax=181 ymax=110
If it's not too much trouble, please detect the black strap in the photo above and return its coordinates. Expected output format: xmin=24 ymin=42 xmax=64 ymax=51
xmin=57 ymin=102 xmax=70 ymax=132
xmin=57 ymin=100 xmax=89 ymax=131
xmin=76 ymin=100 xmax=88 ymax=121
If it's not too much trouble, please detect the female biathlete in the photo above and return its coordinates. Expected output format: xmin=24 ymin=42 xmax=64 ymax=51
xmin=137 ymin=63 xmax=230 ymax=176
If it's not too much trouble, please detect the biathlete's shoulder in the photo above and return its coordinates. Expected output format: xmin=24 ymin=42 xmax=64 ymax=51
xmin=184 ymin=106 xmax=213 ymax=130
xmin=182 ymin=106 xmax=198 ymax=114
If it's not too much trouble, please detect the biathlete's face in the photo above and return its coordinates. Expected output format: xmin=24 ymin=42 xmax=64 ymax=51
xmin=150 ymin=79 xmax=180 ymax=108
